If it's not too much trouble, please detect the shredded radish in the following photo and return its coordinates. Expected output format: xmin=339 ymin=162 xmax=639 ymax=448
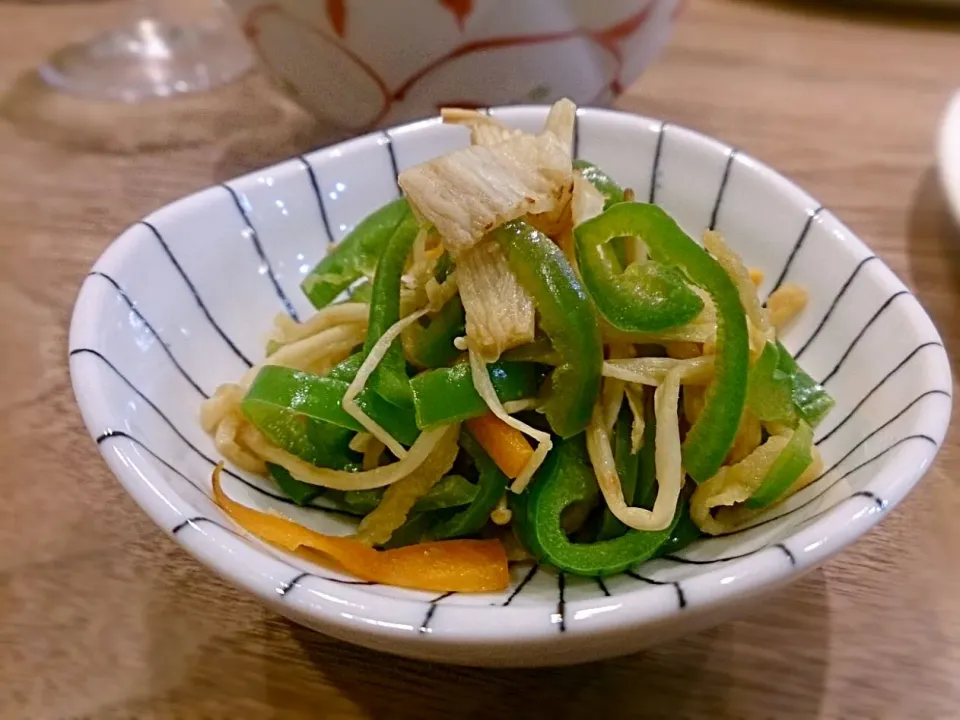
xmin=268 ymin=303 xmax=368 ymax=347
xmin=689 ymin=434 xmax=791 ymax=535
xmin=602 ymin=357 xmax=714 ymax=387
xmin=624 ymin=385 xmax=646 ymax=454
xmin=362 ymin=438 xmax=385 ymax=471
xmin=200 ymin=383 xmax=242 ymax=434
xmin=239 ymin=423 xmax=450 ymax=491
xmin=490 ymin=494 xmax=513 ymax=525
xmin=468 ymin=347 xmax=552 ymax=493
xmin=342 ymin=309 xmax=429 ymax=459
xmin=355 ymin=423 xmax=461 ymax=546
xmin=214 ymin=412 xmax=266 ymax=474
xmin=348 ymin=432 xmax=372 ymax=453
xmin=703 ymin=230 xmax=768 ymax=335
xmin=501 ymin=398 xmax=540 ymax=414
xmin=240 ymin=324 xmax=365 ymax=390
xmin=587 ymin=360 xmax=697 ymax=532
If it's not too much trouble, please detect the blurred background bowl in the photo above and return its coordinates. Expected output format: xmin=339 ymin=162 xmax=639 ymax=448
xmin=223 ymin=0 xmax=680 ymax=131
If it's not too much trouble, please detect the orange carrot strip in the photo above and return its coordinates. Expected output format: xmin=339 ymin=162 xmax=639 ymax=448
xmin=465 ymin=412 xmax=535 ymax=479
xmin=211 ymin=465 xmax=508 ymax=593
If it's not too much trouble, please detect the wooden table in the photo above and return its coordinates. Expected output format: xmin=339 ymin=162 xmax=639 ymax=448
xmin=2 ymin=1 xmax=959 ymax=717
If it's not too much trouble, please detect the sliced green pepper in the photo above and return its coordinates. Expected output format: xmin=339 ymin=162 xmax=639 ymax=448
xmin=244 ymin=397 xmax=356 ymax=470
xmin=597 ymin=403 xmax=639 ymax=540
xmin=331 ymin=487 xmax=382 ymax=515
xmin=501 ymin=336 xmax=560 ymax=365
xmin=745 ymin=421 xmax=814 ymax=508
xmin=747 ymin=342 xmax=796 ymax=425
xmin=492 ymin=221 xmax=603 ymax=439
xmin=410 ymin=360 xmax=542 ymax=429
xmin=267 ymin=463 xmax=322 ymax=506
xmin=301 ymin=198 xmax=412 ymax=309
xmin=433 ymin=251 xmax=453 ymax=282
xmin=381 ymin=513 xmax=431 ymax=549
xmin=574 ymin=202 xmax=704 ymax=332
xmin=429 ymin=432 xmax=509 ymax=540
xmin=363 ymin=213 xmax=420 ymax=408
xmin=327 ymin=352 xmax=364 ymax=383
xmin=326 ymin=474 xmax=479 ymax=516
xmin=573 ymin=160 xmax=632 ymax=267
xmin=653 ymin=500 xmax=701 ymax=557
xmin=573 ymin=159 xmax=626 ymax=208
xmin=414 ymin=474 xmax=480 ymax=511
xmin=406 ymin=296 xmax=465 ymax=369
xmin=243 ymin=366 xmax=419 ymax=448
xmin=576 ymin=203 xmax=750 ymax=482
xmin=597 ymin=395 xmax=657 ymax=540
xmin=776 ymin=341 xmax=835 ymax=428
xmin=348 ymin=281 xmax=373 ymax=303
xmin=514 ymin=438 xmax=679 ymax=577
xmin=242 ymin=368 xmax=360 ymax=469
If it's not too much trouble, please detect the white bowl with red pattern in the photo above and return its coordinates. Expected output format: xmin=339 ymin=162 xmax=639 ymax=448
xmin=226 ymin=0 xmax=681 ymax=130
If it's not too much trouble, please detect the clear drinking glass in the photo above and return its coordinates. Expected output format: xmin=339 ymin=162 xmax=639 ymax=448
xmin=39 ymin=0 xmax=253 ymax=102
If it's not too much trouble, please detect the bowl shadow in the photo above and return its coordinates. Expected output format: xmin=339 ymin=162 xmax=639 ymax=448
xmin=212 ymin=107 xmax=353 ymax=183
xmin=278 ymin=570 xmax=831 ymax=720
xmin=731 ymin=0 xmax=960 ymax=28
xmin=905 ymin=167 xmax=960 ymax=379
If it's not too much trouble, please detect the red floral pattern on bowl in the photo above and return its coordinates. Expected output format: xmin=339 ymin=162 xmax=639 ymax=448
xmin=226 ymin=0 xmax=681 ymax=130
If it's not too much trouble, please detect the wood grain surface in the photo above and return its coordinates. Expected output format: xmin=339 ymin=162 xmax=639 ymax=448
xmin=2 ymin=1 xmax=959 ymax=718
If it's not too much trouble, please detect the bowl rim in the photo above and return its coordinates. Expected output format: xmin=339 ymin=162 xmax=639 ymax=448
xmin=69 ymin=105 xmax=952 ymax=662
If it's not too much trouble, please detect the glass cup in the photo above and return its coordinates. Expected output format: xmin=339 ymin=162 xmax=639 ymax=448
xmin=39 ymin=0 xmax=253 ymax=102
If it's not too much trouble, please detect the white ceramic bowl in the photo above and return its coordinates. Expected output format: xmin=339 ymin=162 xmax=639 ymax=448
xmin=225 ymin=0 xmax=679 ymax=129
xmin=937 ymin=91 xmax=960 ymax=228
xmin=70 ymin=106 xmax=952 ymax=667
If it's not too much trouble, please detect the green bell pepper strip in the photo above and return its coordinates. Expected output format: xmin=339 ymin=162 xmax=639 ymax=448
xmin=429 ymin=433 xmax=509 ymax=540
xmin=381 ymin=513 xmax=432 ymax=549
xmin=501 ymin=336 xmax=560 ymax=365
xmin=492 ymin=221 xmax=603 ymax=439
xmin=243 ymin=365 xmax=420 ymax=448
xmin=406 ymin=296 xmax=465 ymax=369
xmin=597 ymin=394 xmax=658 ymax=540
xmin=325 ymin=474 xmax=479 ymax=516
xmin=327 ymin=352 xmax=364 ymax=382
xmin=576 ymin=203 xmax=750 ymax=482
xmin=745 ymin=421 xmax=814 ymax=508
xmin=242 ymin=368 xmax=360 ymax=469
xmin=413 ymin=474 xmax=480 ymax=511
xmin=653 ymin=500 xmax=702 ymax=558
xmin=300 ymin=198 xmax=412 ymax=309
xmin=410 ymin=360 xmax=542 ymax=430
xmin=573 ymin=159 xmax=633 ymax=272
xmin=574 ymin=202 xmax=704 ymax=332
xmin=747 ymin=342 xmax=797 ymax=425
xmin=573 ymin=160 xmax=626 ymax=208
xmin=267 ymin=463 xmax=323 ymax=506
xmin=348 ymin=281 xmax=373 ymax=303
xmin=331 ymin=488 xmax=382 ymax=515
xmin=596 ymin=403 xmax=640 ymax=540
xmin=514 ymin=438 xmax=680 ymax=577
xmin=433 ymin=251 xmax=453 ymax=282
xmin=363 ymin=212 xmax=421 ymax=408
xmin=776 ymin=341 xmax=835 ymax=428
xmin=246 ymin=401 xmax=357 ymax=470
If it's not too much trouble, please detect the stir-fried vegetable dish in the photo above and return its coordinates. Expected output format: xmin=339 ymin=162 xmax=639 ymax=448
xmin=201 ymin=99 xmax=833 ymax=593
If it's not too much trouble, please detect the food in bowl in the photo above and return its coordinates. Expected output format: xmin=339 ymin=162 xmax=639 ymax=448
xmin=200 ymin=99 xmax=834 ymax=593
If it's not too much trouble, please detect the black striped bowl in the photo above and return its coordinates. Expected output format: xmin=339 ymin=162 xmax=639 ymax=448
xmin=69 ymin=106 xmax=952 ymax=666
